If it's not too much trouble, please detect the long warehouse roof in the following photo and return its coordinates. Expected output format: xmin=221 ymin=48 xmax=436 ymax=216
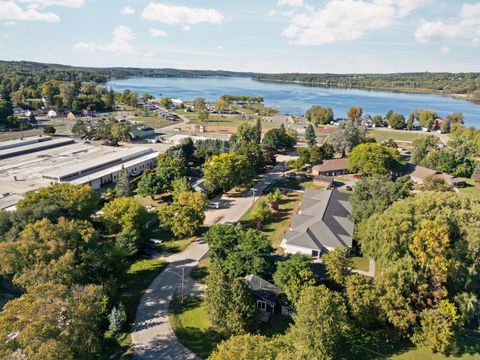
xmin=0 ymin=138 xmax=74 ymax=159
xmin=70 ymin=152 xmax=159 ymax=186
xmin=0 ymin=136 xmax=51 ymax=151
xmin=42 ymin=147 xmax=154 ymax=181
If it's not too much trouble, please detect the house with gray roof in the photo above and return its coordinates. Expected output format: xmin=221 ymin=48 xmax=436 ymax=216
xmin=281 ymin=188 xmax=353 ymax=259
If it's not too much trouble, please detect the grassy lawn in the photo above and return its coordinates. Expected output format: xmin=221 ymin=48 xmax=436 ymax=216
xmin=241 ymin=190 xmax=303 ymax=252
xmin=129 ymin=116 xmax=180 ymax=129
xmin=169 ymin=295 xmax=225 ymax=359
xmin=350 ymin=255 xmax=370 ymax=272
xmin=340 ymin=327 xmax=480 ymax=360
xmin=102 ymin=257 xmax=168 ymax=359
xmin=148 ymin=227 xmax=196 ymax=253
xmin=458 ymin=179 xmax=480 ymax=198
xmin=368 ymin=129 xmax=428 ymax=143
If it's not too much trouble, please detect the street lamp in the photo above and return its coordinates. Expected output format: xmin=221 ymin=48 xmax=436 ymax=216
xmin=165 ymin=267 xmax=185 ymax=304
xmin=250 ymin=187 xmax=256 ymax=210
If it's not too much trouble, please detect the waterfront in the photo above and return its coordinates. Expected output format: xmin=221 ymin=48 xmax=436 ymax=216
xmin=108 ymin=76 xmax=480 ymax=127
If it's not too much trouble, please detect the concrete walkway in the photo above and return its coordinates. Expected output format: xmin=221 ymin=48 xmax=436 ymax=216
xmin=352 ymin=258 xmax=376 ymax=278
xmin=131 ymin=164 xmax=284 ymax=360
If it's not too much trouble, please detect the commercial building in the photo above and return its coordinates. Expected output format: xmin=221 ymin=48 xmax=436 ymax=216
xmin=0 ymin=136 xmax=159 ymax=206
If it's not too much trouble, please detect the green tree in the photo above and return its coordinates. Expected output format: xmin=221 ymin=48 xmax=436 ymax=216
xmin=288 ymin=286 xmax=348 ymax=360
xmin=205 ymin=262 xmax=231 ymax=331
xmin=209 ymin=334 xmax=279 ymax=360
xmin=373 ymin=115 xmax=384 ymax=127
xmin=115 ymin=166 xmax=131 ymax=197
xmin=322 ymin=248 xmax=352 ymax=285
xmin=225 ymin=278 xmax=256 ymax=335
xmin=305 ymin=123 xmax=317 ymax=147
xmin=101 ymin=196 xmax=149 ymax=241
xmin=156 ymin=154 xmax=187 ymax=192
xmin=203 ymin=153 xmax=254 ymax=193
xmin=305 ymin=105 xmax=334 ymax=125
xmin=159 ymin=191 xmax=206 ymax=238
xmin=273 ymin=254 xmax=317 ymax=306
xmin=346 ymin=274 xmax=384 ymax=328
xmin=411 ymin=135 xmax=440 ymax=165
xmin=388 ymin=113 xmax=406 ymax=129
xmin=348 ymin=143 xmax=401 ymax=175
xmin=418 ymin=109 xmax=438 ymax=130
xmin=412 ymin=300 xmax=461 ymax=353
xmin=71 ymin=119 xmax=89 ymax=138
xmin=422 ymin=174 xmax=453 ymax=192
xmin=137 ymin=170 xmax=163 ymax=198
xmin=17 ymin=183 xmax=99 ymax=219
xmin=0 ymin=218 xmax=116 ymax=289
xmin=160 ymin=97 xmax=173 ymax=108
xmin=329 ymin=119 xmax=367 ymax=156
xmin=172 ymin=176 xmax=192 ymax=200
xmin=108 ymin=303 xmax=127 ymax=334
xmin=262 ymin=126 xmax=296 ymax=151
xmin=110 ymin=121 xmax=130 ymax=141
xmin=350 ymin=175 xmax=412 ymax=224
xmin=251 ymin=199 xmax=272 ymax=229
xmin=0 ymin=282 xmax=107 ymax=359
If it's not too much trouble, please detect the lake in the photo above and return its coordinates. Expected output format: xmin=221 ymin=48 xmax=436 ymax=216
xmin=108 ymin=77 xmax=480 ymax=128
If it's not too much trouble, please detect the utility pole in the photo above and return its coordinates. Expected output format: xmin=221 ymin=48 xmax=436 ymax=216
xmin=181 ymin=267 xmax=185 ymax=304
xmin=251 ymin=188 xmax=256 ymax=211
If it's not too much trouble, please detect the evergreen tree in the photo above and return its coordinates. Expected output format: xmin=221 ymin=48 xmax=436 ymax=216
xmin=115 ymin=166 xmax=131 ymax=197
xmin=254 ymin=118 xmax=262 ymax=144
xmin=205 ymin=263 xmax=231 ymax=332
xmin=108 ymin=303 xmax=127 ymax=334
xmin=225 ymin=278 xmax=256 ymax=335
xmin=305 ymin=124 xmax=317 ymax=147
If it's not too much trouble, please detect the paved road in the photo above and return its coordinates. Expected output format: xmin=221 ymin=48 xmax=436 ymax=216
xmin=131 ymin=164 xmax=284 ymax=360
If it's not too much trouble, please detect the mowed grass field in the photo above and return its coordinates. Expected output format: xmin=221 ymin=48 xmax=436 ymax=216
xmin=368 ymin=129 xmax=429 ymax=143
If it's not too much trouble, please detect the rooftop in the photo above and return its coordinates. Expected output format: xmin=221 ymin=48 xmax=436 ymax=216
xmin=312 ymin=158 xmax=349 ymax=172
xmin=284 ymin=188 xmax=353 ymax=251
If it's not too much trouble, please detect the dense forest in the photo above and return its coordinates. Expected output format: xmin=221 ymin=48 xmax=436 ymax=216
xmin=252 ymin=72 xmax=480 ymax=100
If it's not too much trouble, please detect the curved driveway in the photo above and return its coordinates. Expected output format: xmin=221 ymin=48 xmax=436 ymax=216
xmin=131 ymin=165 xmax=284 ymax=360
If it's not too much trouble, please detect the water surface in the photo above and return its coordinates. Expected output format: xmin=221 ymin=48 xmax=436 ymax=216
xmin=108 ymin=77 xmax=480 ymax=127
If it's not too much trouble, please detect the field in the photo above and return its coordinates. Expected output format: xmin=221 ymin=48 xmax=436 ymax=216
xmin=368 ymin=129 xmax=428 ymax=144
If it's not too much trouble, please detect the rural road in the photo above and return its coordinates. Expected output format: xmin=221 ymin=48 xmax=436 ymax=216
xmin=131 ymin=164 xmax=285 ymax=360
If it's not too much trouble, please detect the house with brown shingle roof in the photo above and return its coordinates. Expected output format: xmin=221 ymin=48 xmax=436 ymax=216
xmin=403 ymin=163 xmax=466 ymax=187
xmin=311 ymin=158 xmax=349 ymax=176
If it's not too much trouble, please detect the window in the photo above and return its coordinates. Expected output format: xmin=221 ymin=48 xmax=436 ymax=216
xmin=257 ymin=300 xmax=267 ymax=311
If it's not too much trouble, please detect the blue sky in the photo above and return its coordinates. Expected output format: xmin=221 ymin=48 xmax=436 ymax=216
xmin=0 ymin=0 xmax=479 ymax=73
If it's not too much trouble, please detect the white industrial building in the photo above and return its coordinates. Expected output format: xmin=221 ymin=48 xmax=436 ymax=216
xmin=0 ymin=136 xmax=159 ymax=206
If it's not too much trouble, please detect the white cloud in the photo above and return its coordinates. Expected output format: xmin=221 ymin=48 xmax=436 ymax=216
xmin=142 ymin=3 xmax=225 ymax=25
xmin=143 ymin=52 xmax=154 ymax=58
xmin=149 ymin=28 xmax=168 ymax=37
xmin=278 ymin=0 xmax=303 ymax=6
xmin=415 ymin=2 xmax=480 ymax=44
xmin=3 ymin=20 xmax=15 ymax=25
xmin=121 ymin=5 xmax=135 ymax=15
xmin=280 ymin=0 xmax=428 ymax=46
xmin=73 ymin=26 xmax=136 ymax=54
xmin=268 ymin=10 xmax=277 ymax=16
xmin=440 ymin=45 xmax=450 ymax=54
xmin=217 ymin=45 xmax=223 ymax=50
xmin=182 ymin=25 xmax=191 ymax=31
xmin=0 ymin=1 xmax=59 ymax=21
xmin=18 ymin=0 xmax=84 ymax=8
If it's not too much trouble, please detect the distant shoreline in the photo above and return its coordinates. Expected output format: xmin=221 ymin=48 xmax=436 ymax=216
xmin=251 ymin=77 xmax=480 ymax=104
